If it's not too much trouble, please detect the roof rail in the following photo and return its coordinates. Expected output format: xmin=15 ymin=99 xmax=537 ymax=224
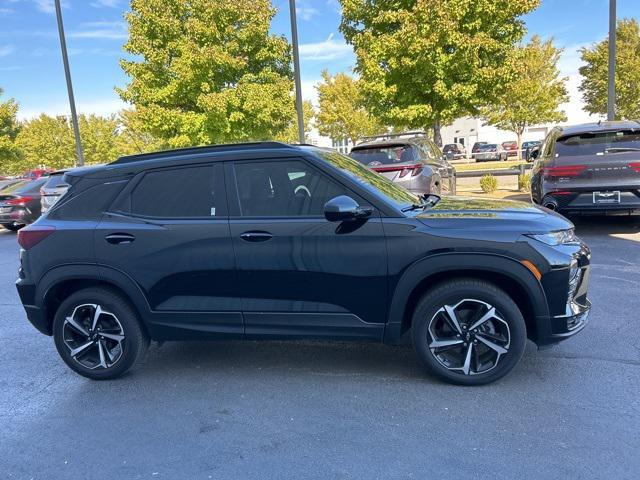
xmin=358 ymin=130 xmax=428 ymax=143
xmin=111 ymin=141 xmax=294 ymax=165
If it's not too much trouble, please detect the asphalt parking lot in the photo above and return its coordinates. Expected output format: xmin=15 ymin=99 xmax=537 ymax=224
xmin=1 ymin=217 xmax=639 ymax=479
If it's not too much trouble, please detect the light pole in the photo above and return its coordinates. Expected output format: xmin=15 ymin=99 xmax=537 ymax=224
xmin=288 ymin=0 xmax=305 ymax=144
xmin=607 ymin=0 xmax=616 ymax=121
xmin=54 ymin=0 xmax=84 ymax=166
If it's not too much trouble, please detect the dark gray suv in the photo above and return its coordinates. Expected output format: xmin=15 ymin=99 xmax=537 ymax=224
xmin=530 ymin=121 xmax=640 ymax=214
xmin=16 ymin=142 xmax=591 ymax=385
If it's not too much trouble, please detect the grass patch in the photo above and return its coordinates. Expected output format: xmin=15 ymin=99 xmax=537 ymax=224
xmin=454 ymin=160 xmax=527 ymax=172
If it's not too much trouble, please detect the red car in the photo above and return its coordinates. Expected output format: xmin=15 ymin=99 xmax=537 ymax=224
xmin=501 ymin=141 xmax=519 ymax=157
xmin=22 ymin=169 xmax=52 ymax=180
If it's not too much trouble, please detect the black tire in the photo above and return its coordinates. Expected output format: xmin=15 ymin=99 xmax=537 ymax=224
xmin=411 ymin=279 xmax=526 ymax=385
xmin=2 ymin=223 xmax=22 ymax=232
xmin=53 ymin=287 xmax=149 ymax=380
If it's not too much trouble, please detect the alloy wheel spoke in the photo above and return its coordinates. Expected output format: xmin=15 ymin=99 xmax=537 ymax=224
xmin=65 ymin=316 xmax=89 ymax=337
xmin=443 ymin=305 xmax=463 ymax=334
xmin=69 ymin=341 xmax=94 ymax=358
xmin=97 ymin=340 xmax=108 ymax=368
xmin=476 ymin=333 xmax=508 ymax=355
xmin=468 ymin=307 xmax=498 ymax=331
xmin=101 ymin=340 xmax=116 ymax=362
xmin=99 ymin=332 xmax=124 ymax=342
xmin=91 ymin=305 xmax=103 ymax=332
xmin=430 ymin=338 xmax=464 ymax=350
xmin=461 ymin=343 xmax=473 ymax=375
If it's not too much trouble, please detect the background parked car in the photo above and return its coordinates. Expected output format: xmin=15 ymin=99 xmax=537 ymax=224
xmin=350 ymin=137 xmax=456 ymax=195
xmin=530 ymin=120 xmax=640 ymax=215
xmin=22 ymin=169 xmax=52 ymax=180
xmin=474 ymin=143 xmax=509 ymax=162
xmin=471 ymin=141 xmax=488 ymax=158
xmin=41 ymin=169 xmax=71 ymax=214
xmin=0 ymin=178 xmax=47 ymax=231
xmin=442 ymin=143 xmax=466 ymax=160
xmin=522 ymin=140 xmax=543 ymax=161
xmin=501 ymin=141 xmax=519 ymax=157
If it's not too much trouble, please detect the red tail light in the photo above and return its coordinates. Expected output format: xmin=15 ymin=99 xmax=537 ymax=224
xmin=6 ymin=196 xmax=33 ymax=206
xmin=542 ymin=165 xmax=586 ymax=178
xmin=630 ymin=162 xmax=640 ymax=172
xmin=17 ymin=225 xmax=55 ymax=250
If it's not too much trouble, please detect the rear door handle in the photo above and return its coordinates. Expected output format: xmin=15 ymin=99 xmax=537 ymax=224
xmin=240 ymin=231 xmax=273 ymax=242
xmin=105 ymin=233 xmax=135 ymax=245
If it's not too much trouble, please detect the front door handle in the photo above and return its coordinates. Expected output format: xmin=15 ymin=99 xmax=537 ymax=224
xmin=105 ymin=233 xmax=135 ymax=245
xmin=240 ymin=231 xmax=273 ymax=242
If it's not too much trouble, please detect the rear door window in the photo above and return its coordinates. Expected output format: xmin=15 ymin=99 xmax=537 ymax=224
xmin=129 ymin=164 xmax=221 ymax=218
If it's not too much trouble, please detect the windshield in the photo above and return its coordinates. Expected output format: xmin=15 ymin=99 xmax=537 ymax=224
xmin=313 ymin=149 xmax=420 ymax=208
xmin=349 ymin=144 xmax=418 ymax=166
xmin=556 ymin=129 xmax=640 ymax=157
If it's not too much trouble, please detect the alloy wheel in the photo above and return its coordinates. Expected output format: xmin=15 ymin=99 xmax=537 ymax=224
xmin=427 ymin=299 xmax=511 ymax=376
xmin=62 ymin=304 xmax=125 ymax=370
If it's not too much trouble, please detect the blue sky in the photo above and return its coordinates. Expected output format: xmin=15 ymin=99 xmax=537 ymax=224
xmin=0 ymin=0 xmax=638 ymax=122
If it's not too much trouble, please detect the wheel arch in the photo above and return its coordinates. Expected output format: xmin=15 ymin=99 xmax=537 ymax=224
xmin=384 ymin=253 xmax=549 ymax=344
xmin=38 ymin=264 xmax=150 ymax=336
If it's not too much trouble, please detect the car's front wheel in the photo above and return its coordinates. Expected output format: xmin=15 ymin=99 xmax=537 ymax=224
xmin=411 ymin=279 xmax=526 ymax=385
xmin=2 ymin=223 xmax=23 ymax=232
xmin=53 ymin=287 xmax=149 ymax=380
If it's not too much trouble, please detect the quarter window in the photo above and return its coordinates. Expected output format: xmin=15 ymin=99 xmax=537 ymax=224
xmin=130 ymin=165 xmax=218 ymax=218
xmin=234 ymin=160 xmax=355 ymax=217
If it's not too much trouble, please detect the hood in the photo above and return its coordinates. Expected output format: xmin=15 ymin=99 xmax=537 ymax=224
xmin=416 ymin=196 xmax=572 ymax=232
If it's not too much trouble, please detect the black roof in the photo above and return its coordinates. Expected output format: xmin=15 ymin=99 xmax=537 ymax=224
xmin=558 ymin=120 xmax=640 ymax=137
xmin=111 ymin=141 xmax=300 ymax=165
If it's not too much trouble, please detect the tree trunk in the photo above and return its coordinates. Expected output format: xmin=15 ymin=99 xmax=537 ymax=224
xmin=516 ymin=131 xmax=523 ymax=161
xmin=432 ymin=118 xmax=442 ymax=147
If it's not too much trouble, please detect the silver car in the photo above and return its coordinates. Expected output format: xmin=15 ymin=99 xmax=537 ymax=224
xmin=474 ymin=143 xmax=509 ymax=162
xmin=349 ymin=138 xmax=457 ymax=196
xmin=40 ymin=170 xmax=70 ymax=214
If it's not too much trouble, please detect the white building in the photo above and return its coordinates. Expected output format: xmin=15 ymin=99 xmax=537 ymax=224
xmin=439 ymin=117 xmax=551 ymax=150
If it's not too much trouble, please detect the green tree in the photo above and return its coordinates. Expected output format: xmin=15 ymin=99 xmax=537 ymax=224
xmin=579 ymin=18 xmax=640 ymax=119
xmin=482 ymin=36 xmax=568 ymax=159
xmin=116 ymin=109 xmax=168 ymax=155
xmin=0 ymin=88 xmax=22 ymax=174
xmin=80 ymin=114 xmax=122 ymax=164
xmin=274 ymin=100 xmax=315 ymax=143
xmin=118 ymin=0 xmax=295 ymax=147
xmin=15 ymin=115 xmax=76 ymax=171
xmin=315 ymin=70 xmax=384 ymax=144
xmin=340 ymin=0 xmax=540 ymax=145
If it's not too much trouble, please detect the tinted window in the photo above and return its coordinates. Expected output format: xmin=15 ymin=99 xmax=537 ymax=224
xmin=313 ymin=149 xmax=419 ymax=208
xmin=43 ymin=173 xmax=68 ymax=189
xmin=556 ymin=130 xmax=640 ymax=157
xmin=479 ymin=144 xmax=498 ymax=151
xmin=350 ymin=144 xmax=418 ymax=166
xmin=234 ymin=160 xmax=353 ymax=217
xmin=130 ymin=165 xmax=217 ymax=218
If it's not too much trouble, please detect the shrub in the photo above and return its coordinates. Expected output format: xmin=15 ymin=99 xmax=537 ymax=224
xmin=480 ymin=174 xmax=498 ymax=193
xmin=518 ymin=173 xmax=532 ymax=192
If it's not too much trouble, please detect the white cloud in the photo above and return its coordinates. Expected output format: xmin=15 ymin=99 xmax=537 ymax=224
xmin=0 ymin=7 xmax=15 ymax=16
xmin=0 ymin=44 xmax=15 ymax=57
xmin=68 ymin=21 xmax=127 ymax=40
xmin=33 ymin=0 xmax=69 ymax=14
xmin=296 ymin=0 xmax=319 ymax=21
xmin=90 ymin=0 xmax=121 ymax=7
xmin=298 ymin=33 xmax=353 ymax=61
xmin=556 ymin=42 xmax=602 ymax=124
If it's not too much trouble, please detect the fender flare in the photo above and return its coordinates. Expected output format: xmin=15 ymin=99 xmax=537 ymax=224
xmin=384 ymin=252 xmax=549 ymax=343
xmin=37 ymin=263 xmax=151 ymax=332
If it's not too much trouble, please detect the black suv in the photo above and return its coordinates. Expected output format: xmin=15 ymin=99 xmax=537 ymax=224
xmin=16 ymin=143 xmax=591 ymax=385
xmin=530 ymin=121 xmax=640 ymax=214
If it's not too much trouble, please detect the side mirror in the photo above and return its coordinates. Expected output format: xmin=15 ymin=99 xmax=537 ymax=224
xmin=530 ymin=146 xmax=540 ymax=160
xmin=324 ymin=195 xmax=372 ymax=222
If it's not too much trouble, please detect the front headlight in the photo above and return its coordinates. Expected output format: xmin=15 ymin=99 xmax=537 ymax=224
xmin=525 ymin=229 xmax=580 ymax=246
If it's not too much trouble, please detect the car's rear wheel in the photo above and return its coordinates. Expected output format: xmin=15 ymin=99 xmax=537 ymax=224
xmin=411 ymin=279 xmax=526 ymax=385
xmin=53 ymin=288 xmax=149 ymax=380
xmin=2 ymin=223 xmax=23 ymax=232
